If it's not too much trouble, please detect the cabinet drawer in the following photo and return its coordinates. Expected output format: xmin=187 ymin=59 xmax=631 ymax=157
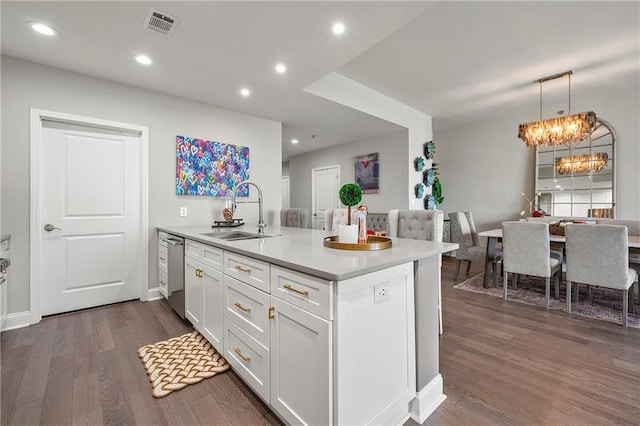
xmin=185 ymin=240 xmax=223 ymax=271
xmin=224 ymin=252 xmax=270 ymax=293
xmin=158 ymin=245 xmax=168 ymax=271
xmin=159 ymin=268 xmax=168 ymax=298
xmin=224 ymin=276 xmax=270 ymax=347
xmin=271 ymin=266 xmax=332 ymax=320
xmin=224 ymin=319 xmax=269 ymax=402
xmin=158 ymin=231 xmax=168 ymax=247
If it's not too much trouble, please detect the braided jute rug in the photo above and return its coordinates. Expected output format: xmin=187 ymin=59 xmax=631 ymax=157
xmin=137 ymin=331 xmax=230 ymax=398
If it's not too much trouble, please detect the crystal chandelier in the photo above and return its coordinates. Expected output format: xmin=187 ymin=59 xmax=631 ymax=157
xmin=517 ymin=71 xmax=597 ymax=147
xmin=555 ymin=152 xmax=608 ymax=175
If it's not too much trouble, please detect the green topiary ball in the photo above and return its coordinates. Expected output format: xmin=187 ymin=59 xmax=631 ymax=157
xmin=339 ymin=183 xmax=363 ymax=207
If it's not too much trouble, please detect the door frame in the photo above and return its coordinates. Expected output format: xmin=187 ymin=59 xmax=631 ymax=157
xmin=281 ymin=175 xmax=290 ymax=209
xmin=29 ymin=108 xmax=149 ymax=324
xmin=311 ymin=165 xmax=340 ymax=230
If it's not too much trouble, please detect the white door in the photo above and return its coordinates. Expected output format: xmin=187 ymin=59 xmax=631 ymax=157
xmin=311 ymin=165 xmax=339 ymax=230
xmin=282 ymin=176 xmax=290 ymax=209
xmin=39 ymin=121 xmax=142 ymax=316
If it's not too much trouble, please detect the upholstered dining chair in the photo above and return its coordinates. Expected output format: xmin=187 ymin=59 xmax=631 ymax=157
xmin=565 ymin=224 xmax=637 ymax=327
xmin=323 ymin=209 xmax=356 ymax=232
xmin=388 ymin=209 xmax=445 ymax=334
xmin=502 ymin=221 xmax=562 ymax=309
xmin=448 ymin=211 xmax=502 ymax=284
xmin=280 ymin=208 xmax=310 ymax=228
xmin=596 ymin=219 xmax=640 ymax=304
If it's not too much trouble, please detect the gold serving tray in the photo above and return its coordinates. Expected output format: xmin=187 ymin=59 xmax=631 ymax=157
xmin=323 ymin=235 xmax=392 ymax=251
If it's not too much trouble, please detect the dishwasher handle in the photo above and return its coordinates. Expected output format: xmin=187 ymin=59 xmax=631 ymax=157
xmin=161 ymin=237 xmax=184 ymax=247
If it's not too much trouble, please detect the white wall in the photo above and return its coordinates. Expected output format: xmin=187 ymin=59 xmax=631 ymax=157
xmin=1 ymin=56 xmax=282 ymax=315
xmin=435 ymin=82 xmax=640 ymax=233
xmin=288 ymin=129 xmax=409 ymax=213
xmin=305 ymin=72 xmax=432 ymax=210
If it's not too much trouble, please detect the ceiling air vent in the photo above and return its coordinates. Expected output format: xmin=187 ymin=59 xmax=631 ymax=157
xmin=143 ymin=8 xmax=179 ymax=37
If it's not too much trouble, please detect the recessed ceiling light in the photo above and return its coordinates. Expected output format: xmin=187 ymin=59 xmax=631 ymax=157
xmin=240 ymin=88 xmax=251 ymax=97
xmin=134 ymin=54 xmax=152 ymax=65
xmin=27 ymin=21 xmax=58 ymax=37
xmin=291 ymin=139 xmax=299 ymax=144
xmin=275 ymin=63 xmax=287 ymax=74
xmin=332 ymin=22 xmax=345 ymax=35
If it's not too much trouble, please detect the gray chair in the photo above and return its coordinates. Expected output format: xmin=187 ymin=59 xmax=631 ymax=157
xmin=388 ymin=209 xmax=444 ymax=334
xmin=280 ymin=208 xmax=310 ymax=228
xmin=502 ymin=221 xmax=562 ymax=309
xmin=596 ymin=219 xmax=640 ymax=303
xmin=566 ymin=224 xmax=637 ymax=327
xmin=448 ymin=211 xmax=502 ymax=284
xmin=388 ymin=210 xmax=443 ymax=242
xmin=367 ymin=212 xmax=389 ymax=234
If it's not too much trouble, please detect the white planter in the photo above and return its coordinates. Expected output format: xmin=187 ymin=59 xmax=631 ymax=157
xmin=338 ymin=224 xmax=359 ymax=243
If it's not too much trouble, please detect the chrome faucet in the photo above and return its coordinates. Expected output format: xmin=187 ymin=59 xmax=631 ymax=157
xmin=232 ymin=180 xmax=266 ymax=234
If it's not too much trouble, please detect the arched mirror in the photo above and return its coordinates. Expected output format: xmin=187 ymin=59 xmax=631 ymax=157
xmin=535 ymin=118 xmax=615 ymax=218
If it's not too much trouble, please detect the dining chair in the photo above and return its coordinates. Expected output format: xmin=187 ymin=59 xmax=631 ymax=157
xmin=388 ymin=209 xmax=445 ymax=334
xmin=280 ymin=208 xmax=310 ymax=228
xmin=565 ymin=224 xmax=637 ymax=327
xmin=367 ymin=212 xmax=389 ymax=234
xmin=323 ymin=209 xmax=356 ymax=232
xmin=502 ymin=221 xmax=562 ymax=309
xmin=448 ymin=211 xmax=502 ymax=284
xmin=596 ymin=219 xmax=640 ymax=304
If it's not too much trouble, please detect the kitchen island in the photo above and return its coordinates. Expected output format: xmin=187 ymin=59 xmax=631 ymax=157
xmin=157 ymin=224 xmax=457 ymax=425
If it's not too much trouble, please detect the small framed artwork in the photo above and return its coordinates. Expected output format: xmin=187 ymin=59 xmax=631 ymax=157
xmin=354 ymin=152 xmax=380 ymax=194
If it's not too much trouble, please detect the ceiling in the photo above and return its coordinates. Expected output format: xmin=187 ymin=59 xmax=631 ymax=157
xmin=2 ymin=2 xmax=639 ymax=161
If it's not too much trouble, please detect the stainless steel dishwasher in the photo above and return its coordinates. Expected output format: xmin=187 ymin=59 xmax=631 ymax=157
xmin=162 ymin=234 xmax=185 ymax=319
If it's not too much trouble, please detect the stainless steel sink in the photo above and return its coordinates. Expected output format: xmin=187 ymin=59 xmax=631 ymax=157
xmin=201 ymin=231 xmax=273 ymax=241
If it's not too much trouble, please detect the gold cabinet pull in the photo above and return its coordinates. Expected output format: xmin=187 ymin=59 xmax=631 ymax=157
xmin=195 ymin=268 xmax=203 ymax=278
xmin=160 ymin=280 xmax=166 ymax=285
xmin=234 ymin=348 xmax=250 ymax=362
xmin=234 ymin=302 xmax=251 ymax=313
xmin=283 ymin=283 xmax=308 ymax=296
xmin=268 ymin=306 xmax=275 ymax=319
xmin=235 ymin=265 xmax=251 ymax=273
xmin=159 ymin=257 xmax=166 ymax=261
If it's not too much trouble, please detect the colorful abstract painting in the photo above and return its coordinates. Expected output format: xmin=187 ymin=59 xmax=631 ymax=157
xmin=175 ymin=135 xmax=249 ymax=196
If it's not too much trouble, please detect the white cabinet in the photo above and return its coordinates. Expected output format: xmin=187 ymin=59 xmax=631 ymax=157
xmin=181 ymin=236 xmax=414 ymax=425
xmin=270 ymin=296 xmax=331 ymax=425
xmin=158 ymin=232 xmax=168 ymax=297
xmin=184 ymin=256 xmax=204 ymax=329
xmin=0 ymin=237 xmax=8 ymax=331
xmin=220 ymin=250 xmax=332 ymax=423
xmin=222 ymin=252 xmax=273 ymax=402
xmin=185 ymin=240 xmax=224 ymax=349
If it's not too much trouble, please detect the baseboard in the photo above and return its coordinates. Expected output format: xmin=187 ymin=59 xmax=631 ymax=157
xmin=2 ymin=311 xmax=31 ymax=331
xmin=410 ymin=374 xmax=447 ymax=424
xmin=147 ymin=287 xmax=163 ymax=301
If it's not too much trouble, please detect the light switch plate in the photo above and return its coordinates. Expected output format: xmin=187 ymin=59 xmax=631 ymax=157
xmin=180 ymin=207 xmax=188 ymax=217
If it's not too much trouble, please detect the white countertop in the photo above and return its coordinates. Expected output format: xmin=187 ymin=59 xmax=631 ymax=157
xmin=157 ymin=224 xmax=458 ymax=281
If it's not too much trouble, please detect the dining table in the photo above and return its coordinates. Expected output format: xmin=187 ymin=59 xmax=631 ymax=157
xmin=478 ymin=227 xmax=640 ymax=288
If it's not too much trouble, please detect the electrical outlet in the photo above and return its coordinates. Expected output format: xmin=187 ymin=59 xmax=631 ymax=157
xmin=180 ymin=207 xmax=188 ymax=217
xmin=374 ymin=284 xmax=391 ymax=303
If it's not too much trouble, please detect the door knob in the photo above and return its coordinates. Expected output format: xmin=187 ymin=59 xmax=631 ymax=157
xmin=44 ymin=224 xmax=62 ymax=232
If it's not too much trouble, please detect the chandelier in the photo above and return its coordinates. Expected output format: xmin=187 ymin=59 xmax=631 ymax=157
xmin=517 ymin=70 xmax=597 ymax=147
xmin=555 ymin=152 xmax=608 ymax=175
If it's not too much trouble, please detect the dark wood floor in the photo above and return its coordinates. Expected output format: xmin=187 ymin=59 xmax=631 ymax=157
xmin=2 ymin=256 xmax=639 ymax=425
